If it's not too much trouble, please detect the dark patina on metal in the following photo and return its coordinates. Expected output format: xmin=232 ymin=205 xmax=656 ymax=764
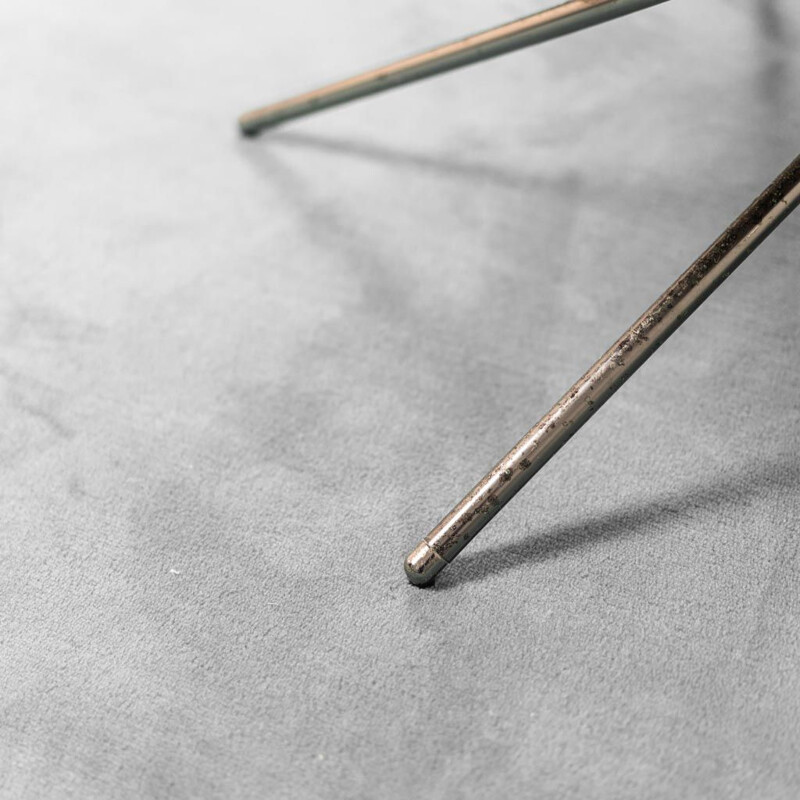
xmin=405 ymin=154 xmax=800 ymax=586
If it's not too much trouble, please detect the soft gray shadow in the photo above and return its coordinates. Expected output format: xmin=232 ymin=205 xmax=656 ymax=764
xmin=755 ymin=0 xmax=793 ymax=108
xmin=264 ymin=130 xmax=563 ymax=193
xmin=757 ymin=0 xmax=786 ymax=44
xmin=439 ymin=453 xmax=799 ymax=588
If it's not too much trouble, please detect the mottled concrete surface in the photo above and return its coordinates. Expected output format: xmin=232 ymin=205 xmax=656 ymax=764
xmin=2 ymin=1 xmax=799 ymax=797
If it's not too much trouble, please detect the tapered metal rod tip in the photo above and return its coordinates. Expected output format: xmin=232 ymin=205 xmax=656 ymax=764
xmin=404 ymin=153 xmax=800 ymax=587
xmin=238 ymin=0 xmax=670 ymax=135
xmin=239 ymin=114 xmax=262 ymax=136
xmin=404 ymin=541 xmax=448 ymax=587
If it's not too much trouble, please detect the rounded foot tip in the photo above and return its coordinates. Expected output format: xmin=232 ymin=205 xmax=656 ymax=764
xmin=239 ymin=119 xmax=260 ymax=137
xmin=404 ymin=541 xmax=447 ymax=587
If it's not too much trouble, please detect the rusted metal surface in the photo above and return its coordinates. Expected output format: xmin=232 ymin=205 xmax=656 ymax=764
xmin=405 ymin=154 xmax=800 ymax=586
xmin=238 ymin=0 xmax=669 ymax=134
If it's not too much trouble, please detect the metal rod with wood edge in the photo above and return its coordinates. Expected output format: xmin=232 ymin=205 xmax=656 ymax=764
xmin=404 ymin=154 xmax=800 ymax=586
xmin=238 ymin=0 xmax=670 ymax=134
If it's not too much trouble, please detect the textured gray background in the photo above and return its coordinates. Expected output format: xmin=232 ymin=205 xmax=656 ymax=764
xmin=2 ymin=0 xmax=799 ymax=797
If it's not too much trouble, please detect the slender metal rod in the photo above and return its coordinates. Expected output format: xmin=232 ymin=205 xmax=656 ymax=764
xmin=239 ymin=0 xmax=669 ymax=135
xmin=405 ymin=154 xmax=800 ymax=586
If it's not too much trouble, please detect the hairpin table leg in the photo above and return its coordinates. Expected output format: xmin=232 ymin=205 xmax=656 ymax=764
xmin=405 ymin=154 xmax=800 ymax=586
xmin=238 ymin=0 xmax=669 ymax=134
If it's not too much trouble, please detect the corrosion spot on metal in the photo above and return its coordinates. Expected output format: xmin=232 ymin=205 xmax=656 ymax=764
xmin=404 ymin=153 xmax=800 ymax=586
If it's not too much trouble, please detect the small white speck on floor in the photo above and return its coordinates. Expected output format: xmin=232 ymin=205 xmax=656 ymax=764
xmin=317 ymin=754 xmax=325 ymax=761
xmin=169 ymin=568 xmax=181 ymax=575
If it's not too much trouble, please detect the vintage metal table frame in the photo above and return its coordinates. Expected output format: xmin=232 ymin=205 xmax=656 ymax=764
xmin=238 ymin=0 xmax=800 ymax=585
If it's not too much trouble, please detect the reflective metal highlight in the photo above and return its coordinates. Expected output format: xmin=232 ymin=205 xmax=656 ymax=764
xmin=405 ymin=154 xmax=800 ymax=586
xmin=239 ymin=0 xmax=669 ymax=134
